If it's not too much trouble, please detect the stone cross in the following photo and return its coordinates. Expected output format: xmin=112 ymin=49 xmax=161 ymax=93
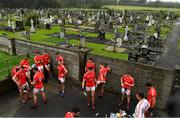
xmin=123 ymin=26 xmax=129 ymax=41
xmin=30 ymin=19 xmax=35 ymax=33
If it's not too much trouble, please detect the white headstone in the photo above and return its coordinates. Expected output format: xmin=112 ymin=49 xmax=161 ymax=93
xmin=146 ymin=15 xmax=150 ymax=21
xmin=11 ymin=21 xmax=15 ymax=29
xmin=130 ymin=15 xmax=133 ymax=22
xmin=119 ymin=17 xmax=123 ymax=24
xmin=69 ymin=18 xmax=72 ymax=23
xmin=117 ymin=38 xmax=122 ymax=47
xmin=153 ymin=33 xmax=158 ymax=38
xmin=30 ymin=19 xmax=35 ymax=33
xmin=58 ymin=19 xmax=62 ymax=24
xmin=49 ymin=15 xmax=53 ymax=24
xmin=8 ymin=20 xmax=11 ymax=27
xmin=123 ymin=26 xmax=129 ymax=41
xmin=77 ymin=20 xmax=82 ymax=25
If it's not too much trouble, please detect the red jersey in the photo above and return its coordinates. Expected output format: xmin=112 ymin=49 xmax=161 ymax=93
xmin=34 ymin=55 xmax=43 ymax=67
xmin=147 ymin=87 xmax=157 ymax=107
xmin=42 ymin=53 xmax=50 ymax=65
xmin=20 ymin=59 xmax=30 ymax=71
xmin=83 ymin=71 xmax=96 ymax=87
xmin=121 ymin=74 xmax=134 ymax=89
xmin=56 ymin=55 xmax=64 ymax=62
xmin=33 ymin=71 xmax=44 ymax=89
xmin=65 ymin=112 xmax=74 ymax=118
xmin=14 ymin=69 xmax=27 ymax=85
xmin=98 ymin=66 xmax=110 ymax=81
xmin=57 ymin=64 xmax=67 ymax=78
xmin=12 ymin=66 xmax=20 ymax=76
xmin=86 ymin=62 xmax=95 ymax=71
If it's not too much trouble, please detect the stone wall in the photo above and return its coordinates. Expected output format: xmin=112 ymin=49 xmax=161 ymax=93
xmin=87 ymin=53 xmax=174 ymax=110
xmin=14 ymin=39 xmax=88 ymax=80
xmin=0 ymin=36 xmax=13 ymax=54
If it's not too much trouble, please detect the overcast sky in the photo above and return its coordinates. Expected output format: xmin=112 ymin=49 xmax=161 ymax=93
xmin=147 ymin=0 xmax=180 ymax=2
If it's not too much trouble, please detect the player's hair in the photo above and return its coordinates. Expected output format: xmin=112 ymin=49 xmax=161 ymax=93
xmin=72 ymin=107 xmax=80 ymax=113
xmin=145 ymin=82 xmax=152 ymax=87
xmin=88 ymin=58 xmax=93 ymax=61
xmin=56 ymin=52 xmax=60 ymax=55
xmin=104 ymin=63 xmax=108 ymax=67
xmin=136 ymin=92 xmax=145 ymax=98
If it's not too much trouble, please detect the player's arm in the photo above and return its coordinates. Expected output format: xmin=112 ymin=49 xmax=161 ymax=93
xmin=151 ymin=96 xmax=156 ymax=108
xmin=120 ymin=76 xmax=124 ymax=87
xmin=12 ymin=75 xmax=19 ymax=85
xmin=82 ymin=79 xmax=85 ymax=89
xmin=63 ymin=65 xmax=68 ymax=75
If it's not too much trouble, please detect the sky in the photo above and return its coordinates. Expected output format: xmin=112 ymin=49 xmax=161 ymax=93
xmin=147 ymin=0 xmax=180 ymax=2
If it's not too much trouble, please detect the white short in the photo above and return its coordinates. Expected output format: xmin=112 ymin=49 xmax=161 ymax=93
xmin=33 ymin=87 xmax=44 ymax=94
xmin=58 ymin=78 xmax=65 ymax=83
xmin=121 ymin=88 xmax=131 ymax=96
xmin=37 ymin=65 xmax=44 ymax=72
xmin=86 ymin=86 xmax=96 ymax=92
xmin=18 ymin=82 xmax=29 ymax=93
xmin=97 ymin=81 xmax=105 ymax=85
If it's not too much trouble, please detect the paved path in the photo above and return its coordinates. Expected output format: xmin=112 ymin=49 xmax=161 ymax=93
xmin=155 ymin=18 xmax=180 ymax=70
xmin=0 ymin=80 xmax=137 ymax=117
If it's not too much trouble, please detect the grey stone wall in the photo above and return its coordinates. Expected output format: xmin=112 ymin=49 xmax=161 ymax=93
xmin=0 ymin=36 xmax=13 ymax=54
xmin=14 ymin=39 xmax=82 ymax=80
xmin=87 ymin=53 xmax=174 ymax=110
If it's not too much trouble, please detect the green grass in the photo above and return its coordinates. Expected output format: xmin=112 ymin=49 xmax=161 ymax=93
xmin=102 ymin=5 xmax=180 ymax=12
xmin=0 ymin=51 xmax=34 ymax=80
xmin=69 ymin=39 xmax=128 ymax=60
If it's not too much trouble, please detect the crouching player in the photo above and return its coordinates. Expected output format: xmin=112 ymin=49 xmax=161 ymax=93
xmin=31 ymin=67 xmax=47 ymax=109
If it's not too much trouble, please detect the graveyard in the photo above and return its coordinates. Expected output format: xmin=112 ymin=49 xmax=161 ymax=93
xmin=0 ymin=0 xmax=180 ymax=117
xmin=0 ymin=8 xmax=175 ymax=63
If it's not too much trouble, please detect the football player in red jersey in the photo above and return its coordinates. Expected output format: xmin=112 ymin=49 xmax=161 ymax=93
xmin=97 ymin=63 xmax=110 ymax=98
xmin=56 ymin=52 xmax=64 ymax=64
xmin=31 ymin=67 xmax=47 ymax=109
xmin=120 ymin=72 xmax=134 ymax=109
xmin=57 ymin=60 xmax=68 ymax=97
xmin=85 ymin=58 xmax=95 ymax=72
xmin=20 ymin=54 xmax=31 ymax=80
xmin=12 ymin=66 xmax=31 ymax=104
xmin=34 ymin=51 xmax=43 ymax=72
xmin=42 ymin=50 xmax=50 ymax=72
xmin=82 ymin=67 xmax=96 ymax=110
xmin=11 ymin=65 xmax=20 ymax=77
xmin=145 ymin=82 xmax=157 ymax=117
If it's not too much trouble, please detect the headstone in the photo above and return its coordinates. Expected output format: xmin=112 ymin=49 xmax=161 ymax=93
xmin=58 ymin=19 xmax=62 ymax=24
xmin=123 ymin=26 xmax=129 ymax=41
xmin=130 ymin=15 xmax=133 ymax=23
xmin=8 ymin=20 xmax=11 ymax=27
xmin=49 ymin=15 xmax=53 ymax=24
xmin=80 ymin=37 xmax=85 ymax=47
xmin=11 ymin=21 xmax=15 ymax=30
xmin=30 ymin=19 xmax=35 ymax=33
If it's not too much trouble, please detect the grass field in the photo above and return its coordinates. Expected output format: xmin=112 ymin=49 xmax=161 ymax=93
xmin=102 ymin=5 xmax=180 ymax=12
xmin=0 ymin=51 xmax=34 ymax=80
xmin=0 ymin=21 xmax=171 ymax=61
